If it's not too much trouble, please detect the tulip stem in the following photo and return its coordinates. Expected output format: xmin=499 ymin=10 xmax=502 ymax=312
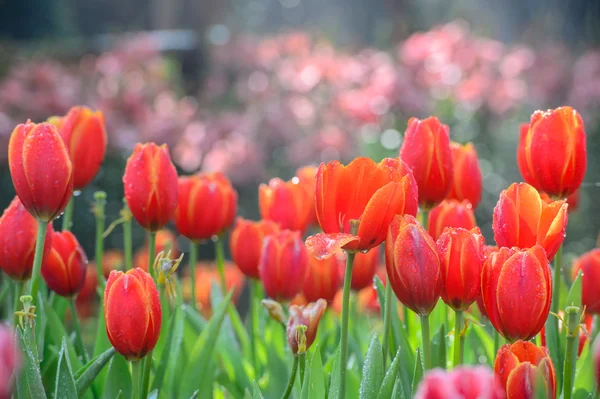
xmin=563 ymin=306 xmax=580 ymax=399
xmin=421 ymin=209 xmax=429 ymax=230
xmin=420 ymin=314 xmax=431 ymax=370
xmin=94 ymin=191 xmax=106 ymax=289
xmin=69 ymin=298 xmax=89 ymax=363
xmin=552 ymin=245 xmax=563 ymax=314
xmin=132 ymin=360 xmax=143 ymax=399
xmin=453 ymin=310 xmax=464 ymax=367
xmin=188 ymin=241 xmax=198 ymax=310
xmin=123 ymin=200 xmax=133 ymax=271
xmin=28 ymin=220 xmax=49 ymax=302
xmin=214 ymin=237 xmax=227 ymax=293
xmin=339 ymin=251 xmax=356 ymax=399
xmin=249 ymin=278 xmax=260 ymax=374
xmin=493 ymin=329 xmax=499 ymax=354
xmin=148 ymin=232 xmax=156 ymax=277
xmin=551 ymin=244 xmax=564 ymax=387
xmin=12 ymin=281 xmax=23 ymax=326
xmin=62 ymin=197 xmax=74 ymax=231
xmin=281 ymin=355 xmax=299 ymax=399
xmin=141 ymin=353 xmax=152 ymax=399
xmin=298 ymin=352 xmax=306 ymax=386
xmin=382 ymin=280 xmax=393 ymax=369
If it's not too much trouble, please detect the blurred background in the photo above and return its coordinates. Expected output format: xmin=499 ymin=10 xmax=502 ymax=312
xmin=0 ymin=0 xmax=599 ymax=264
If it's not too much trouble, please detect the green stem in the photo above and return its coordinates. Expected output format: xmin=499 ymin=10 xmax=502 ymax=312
xmin=148 ymin=232 xmax=156 ymax=277
xmin=281 ymin=356 xmax=299 ymax=399
xmin=298 ymin=352 xmax=306 ymax=387
xmin=62 ymin=197 xmax=75 ymax=231
xmin=28 ymin=220 xmax=49 ymax=302
xmin=141 ymin=353 xmax=152 ymax=399
xmin=420 ymin=314 xmax=431 ymax=370
xmin=12 ymin=281 xmax=23 ymax=326
xmin=453 ymin=311 xmax=464 ymax=367
xmin=493 ymin=329 xmax=499 ymax=355
xmin=562 ymin=306 xmax=580 ymax=399
xmin=94 ymin=191 xmax=106 ymax=289
xmin=339 ymin=251 xmax=356 ymax=399
xmin=552 ymin=245 xmax=563 ymax=314
xmin=249 ymin=278 xmax=259 ymax=374
xmin=551 ymin=244 xmax=564 ymax=388
xmin=214 ymin=238 xmax=227 ymax=293
xmin=69 ymin=298 xmax=89 ymax=363
xmin=123 ymin=200 xmax=133 ymax=271
xmin=189 ymin=241 xmax=197 ymax=310
xmin=421 ymin=209 xmax=429 ymax=231
xmin=132 ymin=360 xmax=143 ymax=399
xmin=382 ymin=280 xmax=393 ymax=369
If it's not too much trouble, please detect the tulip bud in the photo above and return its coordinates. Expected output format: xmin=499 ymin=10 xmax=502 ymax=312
xmin=123 ymin=143 xmax=179 ymax=232
xmin=493 ymin=182 xmax=568 ymax=260
xmin=428 ymin=199 xmax=477 ymax=241
xmin=0 ymin=325 xmax=20 ymax=399
xmin=175 ymin=172 xmax=237 ymax=241
xmin=286 ymin=299 xmax=327 ymax=355
xmin=437 ymin=227 xmax=485 ymax=311
xmin=8 ymin=121 xmax=74 ymax=222
xmin=481 ymin=246 xmax=551 ymax=341
xmin=259 ymin=230 xmax=308 ymax=301
xmin=399 ymin=116 xmax=453 ymax=209
xmin=230 ymin=218 xmax=279 ymax=279
xmin=572 ymin=249 xmax=600 ymax=314
xmin=494 ymin=341 xmax=556 ymax=398
xmin=517 ymin=106 xmax=586 ymax=198
xmin=348 ymin=247 xmax=380 ymax=291
xmin=41 ymin=231 xmax=87 ymax=297
xmin=59 ymin=106 xmax=107 ymax=190
xmin=261 ymin=299 xmax=287 ymax=325
xmin=259 ymin=177 xmax=313 ymax=233
xmin=414 ymin=366 xmax=504 ymax=399
xmin=295 ymin=166 xmax=318 ymax=226
xmin=104 ymin=268 xmax=162 ymax=360
xmin=447 ymin=142 xmax=483 ymax=208
xmin=303 ymin=252 xmax=343 ymax=303
xmin=0 ymin=197 xmax=53 ymax=281
xmin=386 ymin=215 xmax=442 ymax=316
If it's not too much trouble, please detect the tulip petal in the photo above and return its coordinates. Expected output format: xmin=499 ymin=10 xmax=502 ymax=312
xmin=305 ymin=233 xmax=360 ymax=260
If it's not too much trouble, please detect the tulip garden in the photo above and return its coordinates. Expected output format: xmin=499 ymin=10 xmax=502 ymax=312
xmin=0 ymin=25 xmax=600 ymax=399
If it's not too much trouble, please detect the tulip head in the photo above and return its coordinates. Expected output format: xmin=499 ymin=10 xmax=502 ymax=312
xmin=123 ymin=143 xmax=179 ymax=232
xmin=572 ymin=249 xmax=600 ymax=314
xmin=437 ymin=227 xmax=485 ymax=311
xmin=428 ymin=199 xmax=477 ymax=241
xmin=286 ymin=299 xmax=327 ymax=355
xmin=0 ymin=197 xmax=53 ymax=281
xmin=295 ymin=165 xmax=318 ymax=226
xmin=414 ymin=366 xmax=504 ymax=399
xmin=447 ymin=142 xmax=482 ymax=208
xmin=517 ymin=106 xmax=586 ymax=198
xmin=41 ymin=231 xmax=87 ymax=297
xmin=0 ymin=325 xmax=20 ymax=399
xmin=259 ymin=176 xmax=313 ymax=233
xmin=230 ymin=218 xmax=279 ymax=279
xmin=8 ymin=121 xmax=73 ymax=222
xmin=494 ymin=341 xmax=556 ymax=398
xmin=192 ymin=263 xmax=245 ymax=316
xmin=104 ymin=268 xmax=162 ymax=361
xmin=399 ymin=116 xmax=453 ymax=209
xmin=303 ymin=252 xmax=343 ymax=303
xmin=349 ymin=247 xmax=380 ymax=291
xmin=259 ymin=230 xmax=308 ymax=301
xmin=481 ymin=246 xmax=551 ymax=341
xmin=493 ymin=182 xmax=568 ymax=260
xmin=386 ymin=214 xmax=442 ymax=316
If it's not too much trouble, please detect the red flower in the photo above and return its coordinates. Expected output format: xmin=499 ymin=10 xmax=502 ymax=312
xmin=295 ymin=165 xmax=318 ymax=226
xmin=123 ymin=143 xmax=179 ymax=232
xmin=517 ymin=106 xmax=587 ymax=198
xmin=0 ymin=325 xmax=20 ymax=399
xmin=175 ymin=172 xmax=237 ymax=241
xmin=41 ymin=231 xmax=87 ymax=297
xmin=437 ymin=227 xmax=485 ymax=311
xmin=428 ymin=199 xmax=477 ymax=241
xmin=8 ymin=121 xmax=73 ymax=222
xmin=286 ymin=299 xmax=327 ymax=354
xmin=230 ymin=218 xmax=279 ymax=279
xmin=492 ymin=183 xmax=568 ymax=260
xmin=399 ymin=116 xmax=453 ymax=209
xmin=101 ymin=250 xmax=125 ymax=279
xmin=414 ymin=366 xmax=504 ymax=399
xmin=481 ymin=246 xmax=551 ymax=341
xmin=259 ymin=177 xmax=313 ymax=233
xmin=540 ymin=189 xmax=580 ymax=213
xmin=572 ymin=249 xmax=600 ymax=314
xmin=303 ymin=252 xmax=343 ymax=303
xmin=306 ymin=157 xmax=418 ymax=260
xmin=0 ymin=196 xmax=53 ymax=281
xmin=386 ymin=215 xmax=442 ymax=316
xmin=348 ymin=246 xmax=380 ymax=291
xmin=447 ymin=142 xmax=482 ymax=208
xmin=494 ymin=341 xmax=556 ymax=398
xmin=104 ymin=268 xmax=162 ymax=360
xmin=193 ymin=263 xmax=246 ymax=317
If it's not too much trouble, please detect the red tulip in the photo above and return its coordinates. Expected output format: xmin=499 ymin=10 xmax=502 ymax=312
xmin=59 ymin=106 xmax=107 ymax=190
xmin=8 ymin=121 xmax=73 ymax=222
xmin=428 ymin=199 xmax=477 ymax=241
xmin=481 ymin=246 xmax=551 ymax=341
xmin=0 ymin=325 xmax=20 ymax=399
xmin=357 ymin=268 xmax=386 ymax=314
xmin=386 ymin=214 xmax=442 ymax=316
xmin=540 ymin=189 xmax=580 ymax=213
xmin=295 ymin=166 xmax=318 ymax=226
xmin=174 ymin=172 xmax=237 ymax=241
xmin=414 ymin=366 xmax=504 ymax=399
xmin=306 ymin=157 xmax=418 ymax=260
xmin=348 ymin=247 xmax=380 ymax=291
xmin=494 ymin=341 xmax=556 ymax=398
xmin=572 ymin=249 xmax=600 ymax=314
xmin=447 ymin=142 xmax=483 ymax=208
xmin=41 ymin=231 xmax=87 ymax=297
xmin=437 ymin=227 xmax=485 ymax=311
xmin=303 ymin=253 xmax=343 ymax=303
xmin=399 ymin=116 xmax=453 ymax=209
xmin=123 ymin=143 xmax=179 ymax=232
xmin=492 ymin=183 xmax=568 ymax=260
xmin=0 ymin=197 xmax=53 ymax=281
xmin=104 ymin=268 xmax=162 ymax=360
xmin=259 ymin=230 xmax=308 ymax=301
xmin=259 ymin=177 xmax=313 ymax=233
xmin=230 ymin=218 xmax=279 ymax=279
xmin=517 ymin=106 xmax=586 ymax=198
xmin=286 ymin=299 xmax=327 ymax=354
xmin=101 ymin=250 xmax=125 ymax=279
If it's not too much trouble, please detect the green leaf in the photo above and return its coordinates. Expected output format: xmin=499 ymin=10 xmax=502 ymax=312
xmin=411 ymin=348 xmax=423 ymax=396
xmin=301 ymin=348 xmax=326 ymax=399
xmin=16 ymin=326 xmax=47 ymax=399
xmin=467 ymin=324 xmax=494 ymax=366
xmin=566 ymin=270 xmax=583 ymax=309
xmin=152 ymin=306 xmax=179 ymax=392
xmin=92 ymin=300 xmax=112 ymax=394
xmin=182 ymin=304 xmax=207 ymax=333
xmin=160 ymin=305 xmax=187 ymax=394
xmin=179 ymin=290 xmax=233 ymax=398
xmin=74 ymin=347 xmax=116 ymax=397
xmin=377 ymin=347 xmax=402 ymax=399
xmin=359 ymin=334 xmax=384 ymax=399
xmin=103 ymin=354 xmax=132 ymax=399
xmin=252 ymin=381 xmax=265 ymax=399
xmin=431 ymin=324 xmax=446 ymax=369
xmin=574 ymin=341 xmax=594 ymax=390
xmin=328 ymin=344 xmax=342 ymax=399
xmin=55 ymin=337 xmax=77 ymax=398
xmin=35 ymin=292 xmax=47 ymax=358
xmin=44 ymin=300 xmax=82 ymax=370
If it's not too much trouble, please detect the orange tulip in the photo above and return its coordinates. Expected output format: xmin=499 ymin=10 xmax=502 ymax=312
xmin=494 ymin=341 xmax=556 ymax=398
xmin=428 ymin=199 xmax=477 ymax=241
xmin=101 ymin=250 xmax=125 ymax=278
xmin=133 ymin=229 xmax=179 ymax=271
xmin=41 ymin=231 xmax=87 ymax=297
xmin=58 ymin=106 xmax=107 ymax=190
xmin=123 ymin=143 xmax=179 ymax=232
xmin=8 ymin=121 xmax=73 ymax=222
xmin=259 ymin=177 xmax=313 ymax=233
xmin=348 ymin=247 xmax=380 ymax=291
xmin=302 ymin=253 xmax=343 ymax=303
xmin=306 ymin=157 xmax=418 ymax=260
xmin=447 ymin=142 xmax=482 ymax=208
xmin=104 ymin=268 xmax=161 ymax=360
xmin=230 ymin=218 xmax=279 ymax=279
xmin=399 ymin=116 xmax=453 ymax=209
xmin=572 ymin=249 xmax=600 ymax=314
xmin=0 ymin=196 xmax=53 ymax=281
xmin=437 ymin=227 xmax=485 ymax=311
xmin=541 ymin=189 xmax=580 ymax=213
xmin=386 ymin=215 xmax=441 ymax=316
xmin=492 ymin=182 xmax=568 ymax=260
xmin=286 ymin=299 xmax=327 ymax=354
xmin=295 ymin=165 xmax=318 ymax=226
xmin=259 ymin=230 xmax=308 ymax=301
xmin=481 ymin=246 xmax=551 ymax=341
xmin=192 ymin=263 xmax=245 ymax=316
